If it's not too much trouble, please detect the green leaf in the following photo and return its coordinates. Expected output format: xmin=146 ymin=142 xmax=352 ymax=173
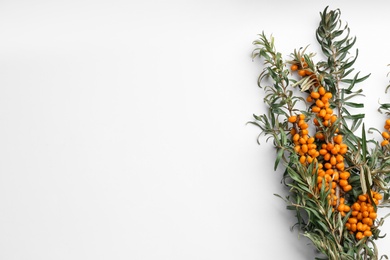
xmin=274 ymin=148 xmax=284 ymax=170
xmin=344 ymin=102 xmax=364 ymax=108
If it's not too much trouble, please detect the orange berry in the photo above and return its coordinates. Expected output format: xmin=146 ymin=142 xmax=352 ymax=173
xmin=339 ymin=147 xmax=348 ymax=155
xmin=374 ymin=193 xmax=382 ymax=200
xmin=346 ymin=223 xmax=351 ymax=230
xmin=323 ymin=153 xmax=331 ymax=161
xmin=311 ymin=106 xmax=321 ymax=113
xmin=330 ymin=156 xmax=337 ymax=165
xmin=343 ymin=185 xmax=352 ymax=192
xmin=351 ymin=223 xmax=357 ymax=232
xmin=369 ymin=212 xmax=377 ymax=219
xmin=290 ymin=128 xmax=297 ymax=136
xmin=333 ymin=135 xmax=343 ymax=144
xmin=288 ymin=115 xmax=297 ymax=123
xmin=321 ymin=96 xmax=329 ymax=103
xmin=316 ymin=99 xmax=325 ymax=108
xmin=324 ymin=114 xmax=332 ymax=120
xmin=318 ymin=87 xmax=326 ymax=95
xmin=336 ymin=162 xmax=345 ymax=171
xmin=319 ymin=109 xmax=327 ymax=118
xmin=331 ymin=146 xmax=340 ymax=155
xmin=382 ymin=140 xmax=389 ymax=146
xmin=307 ymin=156 xmax=313 ymax=163
xmin=300 ymin=123 xmax=309 ymax=130
xmin=300 ymin=155 xmax=306 ymax=164
xmin=326 ymin=107 xmax=333 ymax=115
xmin=324 ymin=92 xmax=332 ymax=99
xmin=339 ymin=179 xmax=348 ymax=187
xmin=356 ymin=232 xmax=364 ymax=240
xmin=325 ymin=169 xmax=334 ymax=175
xmin=348 ymin=217 xmax=358 ymax=224
xmin=324 ymin=163 xmax=332 ymax=169
xmin=298 ymin=69 xmax=306 ymax=77
xmin=362 ymin=224 xmax=369 ymax=231
xmin=301 ymin=129 xmax=309 ymax=135
xmin=357 ymin=222 xmax=363 ymax=231
xmin=362 ymin=217 xmax=371 ymax=225
xmin=339 ymin=171 xmax=350 ymax=180
xmin=291 ymin=64 xmax=298 ymax=71
xmin=308 ymin=149 xmax=317 ymax=156
xmin=311 ymin=92 xmax=320 ymax=99
xmin=382 ymin=131 xmax=390 ymax=139
xmin=364 ymin=230 xmax=372 ymax=237
xmin=358 ymin=195 xmax=367 ymax=202
xmin=353 ymin=203 xmax=361 ymax=211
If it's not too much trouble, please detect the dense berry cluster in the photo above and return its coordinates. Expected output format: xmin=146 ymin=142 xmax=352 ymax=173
xmin=288 ymin=63 xmax=382 ymax=240
xmin=346 ymin=192 xmax=382 ymax=240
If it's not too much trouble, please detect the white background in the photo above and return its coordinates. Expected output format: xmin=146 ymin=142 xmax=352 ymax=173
xmin=1 ymin=0 xmax=390 ymax=259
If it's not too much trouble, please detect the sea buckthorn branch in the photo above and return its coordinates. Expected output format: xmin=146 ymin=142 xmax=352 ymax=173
xmin=251 ymin=32 xmax=303 ymax=169
xmin=250 ymin=6 xmax=390 ymax=260
xmin=285 ymin=164 xmax=350 ymax=257
xmin=316 ymin=7 xmax=369 ymax=135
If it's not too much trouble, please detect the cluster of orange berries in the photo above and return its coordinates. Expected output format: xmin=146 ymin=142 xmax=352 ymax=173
xmin=288 ymin=62 xmax=382 ymax=240
xmin=289 ymin=114 xmax=319 ymax=164
xmin=381 ymin=119 xmax=390 ymax=146
xmin=346 ymin=192 xmax=382 ymax=240
xmin=290 ymin=59 xmax=313 ymax=77
xmin=288 ymin=112 xmax=352 ymax=213
xmin=288 ymin=92 xmax=351 ymax=207
xmin=307 ymin=87 xmax=337 ymax=129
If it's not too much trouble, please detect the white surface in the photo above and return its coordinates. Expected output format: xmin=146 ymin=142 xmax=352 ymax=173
xmin=0 ymin=0 xmax=390 ymax=259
